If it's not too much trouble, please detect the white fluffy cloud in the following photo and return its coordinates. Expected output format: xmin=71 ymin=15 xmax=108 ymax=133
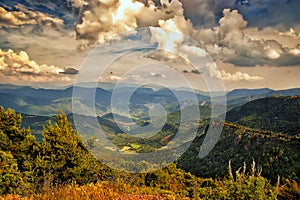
xmin=75 ymin=0 xmax=185 ymax=49
xmin=75 ymin=1 xmax=300 ymax=67
xmin=69 ymin=0 xmax=300 ymax=87
xmin=220 ymin=70 xmax=263 ymax=82
xmin=0 ymin=49 xmax=63 ymax=74
xmin=0 ymin=49 xmax=74 ymax=83
xmin=76 ymin=0 xmax=300 ymax=66
xmin=0 ymin=5 xmax=63 ymax=28
xmin=194 ymin=9 xmax=300 ymax=66
xmin=0 ymin=25 xmax=89 ymax=70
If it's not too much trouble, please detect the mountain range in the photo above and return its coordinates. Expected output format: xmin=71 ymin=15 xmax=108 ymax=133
xmin=1 ymin=83 xmax=300 ymax=116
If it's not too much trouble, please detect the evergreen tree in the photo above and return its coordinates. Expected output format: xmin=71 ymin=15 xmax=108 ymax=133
xmin=36 ymin=111 xmax=101 ymax=186
xmin=0 ymin=107 xmax=37 ymax=192
xmin=0 ymin=150 xmax=24 ymax=195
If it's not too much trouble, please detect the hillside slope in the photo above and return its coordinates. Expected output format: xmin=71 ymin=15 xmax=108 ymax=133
xmin=225 ymin=96 xmax=300 ymax=134
xmin=178 ymin=121 xmax=300 ymax=182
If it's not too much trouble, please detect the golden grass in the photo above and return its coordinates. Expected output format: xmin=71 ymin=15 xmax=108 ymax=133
xmin=0 ymin=182 xmax=179 ymax=200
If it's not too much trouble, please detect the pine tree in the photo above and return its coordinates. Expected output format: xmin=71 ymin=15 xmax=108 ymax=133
xmin=0 ymin=107 xmax=37 ymax=193
xmin=0 ymin=150 xmax=24 ymax=195
xmin=36 ymin=110 xmax=101 ymax=186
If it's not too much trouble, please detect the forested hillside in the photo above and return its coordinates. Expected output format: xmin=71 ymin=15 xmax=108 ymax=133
xmin=225 ymin=96 xmax=300 ymax=135
xmin=0 ymin=95 xmax=299 ymax=199
xmin=178 ymin=121 xmax=300 ymax=182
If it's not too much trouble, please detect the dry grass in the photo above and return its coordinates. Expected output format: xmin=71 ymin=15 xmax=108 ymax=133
xmin=0 ymin=182 xmax=178 ymax=200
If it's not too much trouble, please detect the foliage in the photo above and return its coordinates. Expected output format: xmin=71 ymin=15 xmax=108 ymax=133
xmin=0 ymin=162 xmax=292 ymax=200
xmin=225 ymin=96 xmax=300 ymax=135
xmin=0 ymin=107 xmax=37 ymax=167
xmin=35 ymin=110 xmax=107 ymax=188
xmin=0 ymin=150 xmax=24 ymax=195
xmin=178 ymin=121 xmax=300 ymax=183
xmin=197 ymin=161 xmax=281 ymax=199
xmin=0 ymin=106 xmax=299 ymax=199
xmin=0 ymin=107 xmax=37 ymax=193
xmin=278 ymin=179 xmax=300 ymax=199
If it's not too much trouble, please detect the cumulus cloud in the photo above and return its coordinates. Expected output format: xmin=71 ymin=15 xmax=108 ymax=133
xmin=0 ymin=49 xmax=63 ymax=74
xmin=180 ymin=0 xmax=300 ymax=29
xmin=0 ymin=5 xmax=63 ymax=28
xmin=289 ymin=46 xmax=300 ymax=56
xmin=181 ymin=66 xmax=262 ymax=82
xmin=194 ymin=9 xmax=300 ymax=66
xmin=220 ymin=70 xmax=263 ymax=81
xmin=147 ymin=7 xmax=222 ymax=78
xmin=0 ymin=26 xmax=86 ymax=68
xmin=75 ymin=0 xmax=185 ymax=49
xmin=181 ymin=45 xmax=207 ymax=57
xmin=0 ymin=49 xmax=74 ymax=83
xmin=74 ymin=0 xmax=300 ymax=67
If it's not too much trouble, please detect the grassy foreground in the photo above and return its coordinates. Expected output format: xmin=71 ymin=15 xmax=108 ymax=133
xmin=1 ymin=163 xmax=300 ymax=200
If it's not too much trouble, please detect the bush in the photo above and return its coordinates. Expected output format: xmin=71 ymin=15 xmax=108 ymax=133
xmin=198 ymin=160 xmax=281 ymax=199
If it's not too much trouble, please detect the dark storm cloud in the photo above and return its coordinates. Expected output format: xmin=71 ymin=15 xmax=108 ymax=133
xmin=236 ymin=0 xmax=300 ymax=29
xmin=60 ymin=67 xmax=79 ymax=75
xmin=179 ymin=0 xmax=300 ymax=29
xmin=228 ymin=54 xmax=300 ymax=67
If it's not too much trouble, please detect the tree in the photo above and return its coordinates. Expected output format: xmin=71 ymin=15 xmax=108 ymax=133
xmin=0 ymin=107 xmax=37 ymax=192
xmin=0 ymin=150 xmax=24 ymax=195
xmin=36 ymin=111 xmax=101 ymax=186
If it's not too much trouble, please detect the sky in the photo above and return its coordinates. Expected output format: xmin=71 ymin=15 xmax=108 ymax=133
xmin=0 ymin=0 xmax=299 ymax=91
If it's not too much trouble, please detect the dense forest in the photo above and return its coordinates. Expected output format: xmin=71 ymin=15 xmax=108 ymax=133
xmin=225 ymin=96 xmax=300 ymax=135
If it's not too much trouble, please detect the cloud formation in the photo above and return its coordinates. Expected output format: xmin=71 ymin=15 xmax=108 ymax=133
xmin=220 ymin=70 xmax=263 ymax=81
xmin=60 ymin=67 xmax=79 ymax=75
xmin=195 ymin=9 xmax=300 ymax=66
xmin=0 ymin=49 xmax=74 ymax=83
xmin=75 ymin=0 xmax=184 ymax=49
xmin=180 ymin=0 xmax=300 ymax=29
xmin=0 ymin=5 xmax=63 ymax=28
xmin=107 ymin=75 xmax=122 ymax=81
xmin=74 ymin=0 xmax=300 ymax=67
